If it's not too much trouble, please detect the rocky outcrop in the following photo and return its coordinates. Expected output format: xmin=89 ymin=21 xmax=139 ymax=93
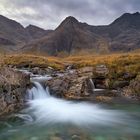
xmin=112 ymin=81 xmax=130 ymax=89
xmin=45 ymin=66 xmax=119 ymax=101
xmin=123 ymin=75 xmax=140 ymax=100
xmin=46 ymin=67 xmax=94 ymax=98
xmin=45 ymin=65 xmax=139 ymax=103
xmin=0 ymin=67 xmax=30 ymax=116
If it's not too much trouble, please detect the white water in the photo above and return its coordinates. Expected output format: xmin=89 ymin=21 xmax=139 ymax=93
xmin=26 ymin=82 xmax=50 ymax=100
xmin=25 ymin=81 xmax=126 ymax=126
xmin=89 ymin=78 xmax=105 ymax=92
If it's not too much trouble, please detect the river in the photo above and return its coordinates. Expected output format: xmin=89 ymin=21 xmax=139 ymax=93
xmin=0 ymin=72 xmax=140 ymax=140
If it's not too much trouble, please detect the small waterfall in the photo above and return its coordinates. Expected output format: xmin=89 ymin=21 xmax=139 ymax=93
xmin=25 ymin=81 xmax=126 ymax=126
xmin=89 ymin=78 xmax=95 ymax=90
xmin=26 ymin=82 xmax=50 ymax=100
xmin=89 ymin=78 xmax=104 ymax=92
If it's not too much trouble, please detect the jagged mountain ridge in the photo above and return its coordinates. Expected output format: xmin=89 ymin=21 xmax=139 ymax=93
xmin=22 ymin=16 xmax=109 ymax=55
xmin=0 ymin=12 xmax=140 ymax=54
xmin=23 ymin=12 xmax=140 ymax=55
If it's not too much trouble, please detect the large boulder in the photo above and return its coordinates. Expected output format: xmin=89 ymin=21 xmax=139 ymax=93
xmin=112 ymin=80 xmax=129 ymax=89
xmin=0 ymin=67 xmax=30 ymax=116
xmin=46 ymin=67 xmax=94 ymax=98
xmin=31 ymin=67 xmax=55 ymax=75
xmin=123 ymin=75 xmax=140 ymax=99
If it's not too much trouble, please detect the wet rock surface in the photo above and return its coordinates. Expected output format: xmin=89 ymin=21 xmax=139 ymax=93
xmin=45 ymin=65 xmax=139 ymax=103
xmin=0 ymin=67 xmax=30 ymax=116
xmin=46 ymin=67 xmax=95 ymax=98
xmin=0 ymin=64 xmax=139 ymax=117
xmin=6 ymin=63 xmax=139 ymax=104
xmin=123 ymin=75 xmax=140 ymax=100
xmin=45 ymin=67 xmax=121 ymax=103
xmin=112 ymin=80 xmax=130 ymax=89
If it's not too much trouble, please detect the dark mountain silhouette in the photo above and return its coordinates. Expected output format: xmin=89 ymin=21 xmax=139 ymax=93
xmin=0 ymin=12 xmax=140 ymax=54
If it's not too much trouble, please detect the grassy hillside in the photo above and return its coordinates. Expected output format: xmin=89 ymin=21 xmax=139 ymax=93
xmin=66 ymin=53 xmax=140 ymax=74
xmin=0 ymin=53 xmax=139 ymax=75
xmin=0 ymin=54 xmax=65 ymax=70
xmin=0 ymin=52 xmax=139 ymax=96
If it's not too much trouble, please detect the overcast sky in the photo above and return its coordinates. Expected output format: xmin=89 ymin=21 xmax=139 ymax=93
xmin=0 ymin=0 xmax=139 ymax=29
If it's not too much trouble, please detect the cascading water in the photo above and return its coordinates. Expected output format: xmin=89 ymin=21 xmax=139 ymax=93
xmin=26 ymin=82 xmax=50 ymax=100
xmin=89 ymin=78 xmax=95 ymax=89
xmin=89 ymin=78 xmax=105 ymax=92
xmin=25 ymin=81 xmax=126 ymax=126
xmin=1 ymin=74 xmax=140 ymax=140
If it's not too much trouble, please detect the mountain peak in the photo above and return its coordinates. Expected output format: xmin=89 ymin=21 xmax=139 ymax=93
xmin=121 ymin=12 xmax=140 ymax=18
xmin=133 ymin=12 xmax=140 ymax=16
xmin=64 ymin=16 xmax=78 ymax=23
xmin=57 ymin=16 xmax=79 ymax=29
xmin=111 ymin=12 xmax=140 ymax=28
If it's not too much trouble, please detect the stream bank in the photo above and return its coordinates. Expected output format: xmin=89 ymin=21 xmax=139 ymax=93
xmin=0 ymin=65 xmax=139 ymax=117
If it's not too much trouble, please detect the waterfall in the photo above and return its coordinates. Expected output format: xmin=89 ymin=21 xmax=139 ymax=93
xmin=89 ymin=78 xmax=95 ymax=89
xmin=26 ymin=82 xmax=50 ymax=100
xmin=25 ymin=81 xmax=125 ymax=126
xmin=89 ymin=78 xmax=104 ymax=92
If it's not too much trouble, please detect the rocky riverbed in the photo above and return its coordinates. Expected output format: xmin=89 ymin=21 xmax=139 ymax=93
xmin=0 ymin=65 xmax=140 ymax=140
xmin=0 ymin=65 xmax=140 ymax=116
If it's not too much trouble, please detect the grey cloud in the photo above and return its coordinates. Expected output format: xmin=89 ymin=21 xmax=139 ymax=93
xmin=0 ymin=0 xmax=140 ymax=29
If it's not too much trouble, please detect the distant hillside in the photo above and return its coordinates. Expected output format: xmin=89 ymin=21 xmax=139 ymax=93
xmin=25 ymin=25 xmax=52 ymax=40
xmin=0 ymin=12 xmax=140 ymax=55
xmin=0 ymin=15 xmax=29 ymax=51
xmin=23 ymin=12 xmax=140 ymax=55
xmin=0 ymin=15 xmax=52 ymax=52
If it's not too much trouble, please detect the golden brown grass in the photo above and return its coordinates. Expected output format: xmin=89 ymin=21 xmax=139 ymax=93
xmin=0 ymin=52 xmax=140 ymax=76
xmin=0 ymin=54 xmax=65 ymax=70
xmin=66 ymin=53 xmax=139 ymax=69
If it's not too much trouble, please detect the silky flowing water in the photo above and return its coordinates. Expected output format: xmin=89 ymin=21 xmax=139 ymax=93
xmin=0 ymin=76 xmax=140 ymax=140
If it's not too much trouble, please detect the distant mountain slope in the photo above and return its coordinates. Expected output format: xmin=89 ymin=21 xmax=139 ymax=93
xmin=23 ymin=12 xmax=140 ymax=55
xmin=22 ymin=16 xmax=109 ymax=55
xmin=0 ymin=15 xmax=31 ymax=49
xmin=0 ymin=15 xmax=51 ymax=52
xmin=0 ymin=12 xmax=140 ymax=55
xmin=108 ymin=12 xmax=140 ymax=51
xmin=25 ymin=25 xmax=52 ymax=40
